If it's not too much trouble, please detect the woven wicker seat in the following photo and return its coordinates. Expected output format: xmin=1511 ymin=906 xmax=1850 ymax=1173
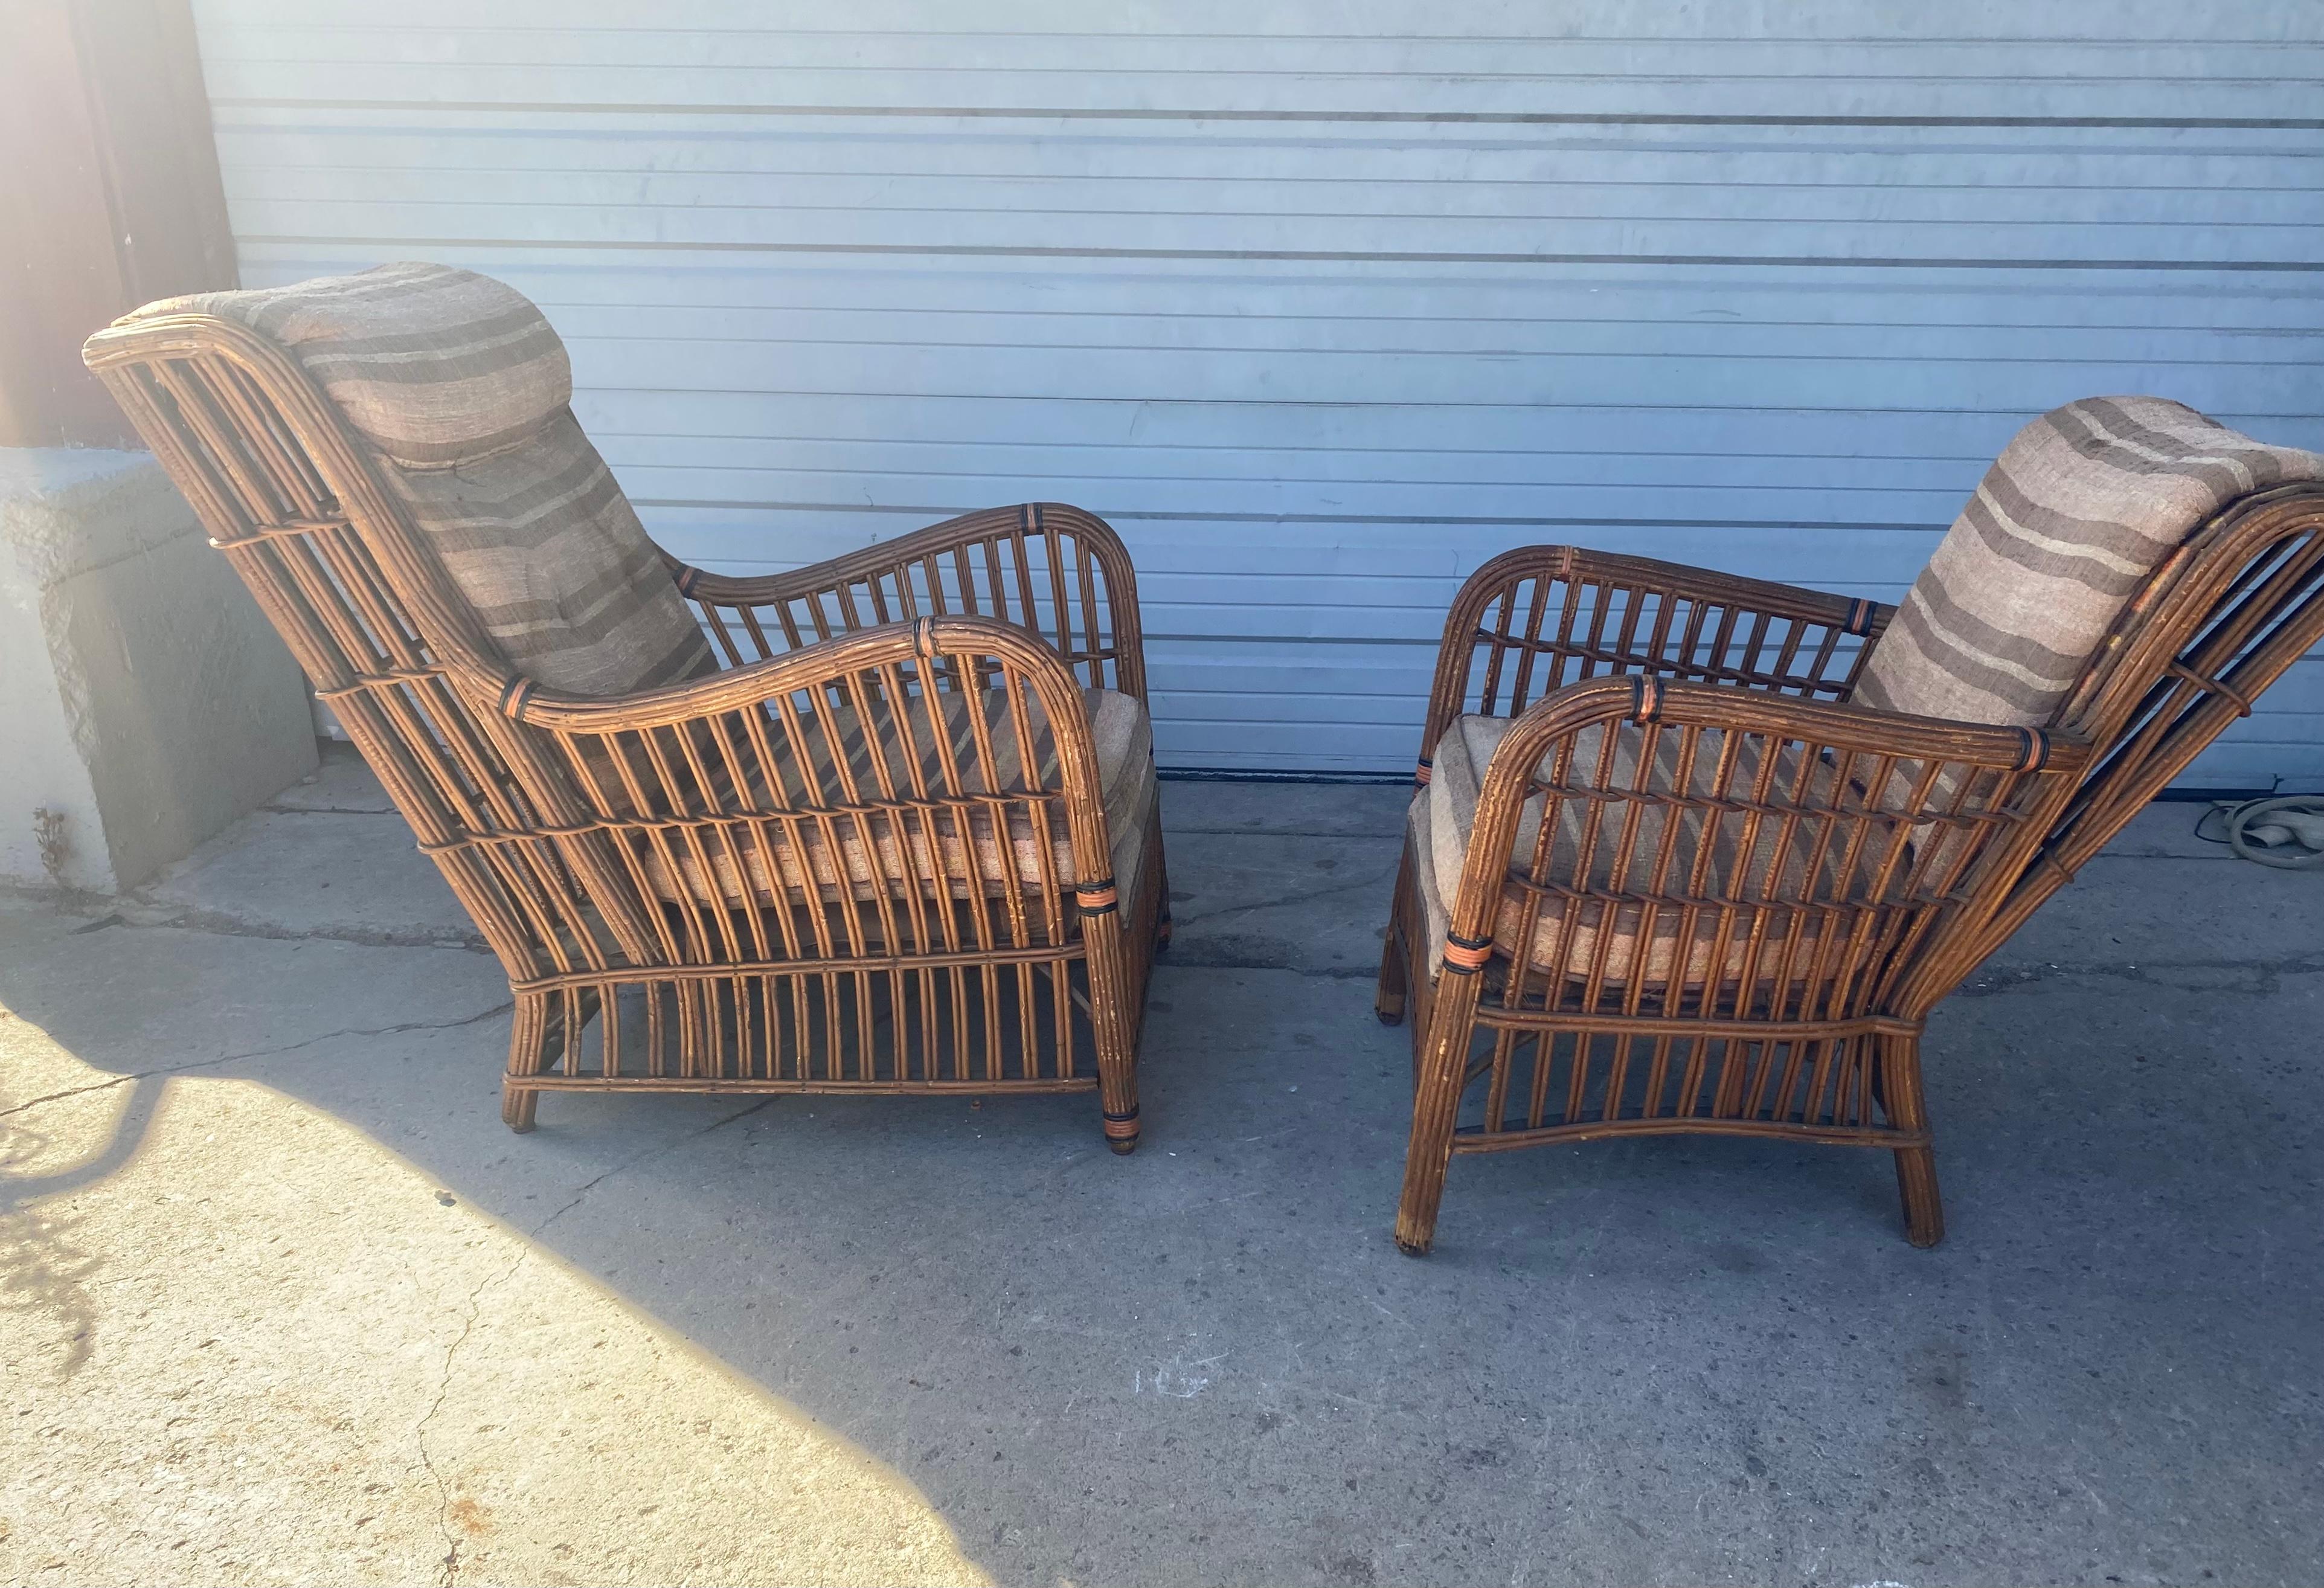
xmin=1379 ymin=398 xmax=2324 ymax=1255
xmin=85 ymin=263 xmax=1168 ymax=1149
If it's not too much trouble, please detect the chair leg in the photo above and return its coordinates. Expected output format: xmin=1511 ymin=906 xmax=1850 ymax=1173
xmin=1149 ymin=797 xmax=1173 ymax=951
xmin=1097 ymin=1043 xmax=1141 ymax=1154
xmin=1393 ymin=971 xmax=1480 ymax=1256
xmin=1083 ymin=918 xmax=1143 ymax=1155
xmin=1894 ymin=1146 xmax=1945 ymax=1249
xmin=1375 ymin=841 xmax=1414 ymax=1026
xmin=1878 ymin=1032 xmax=1945 ymax=1248
xmin=502 ymin=991 xmax=550 ymax=1134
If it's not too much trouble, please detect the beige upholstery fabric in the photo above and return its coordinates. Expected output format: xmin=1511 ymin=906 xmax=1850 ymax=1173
xmin=1857 ymin=396 xmax=2324 ymax=728
xmin=1413 ymin=713 xmax=1908 ymax=988
xmin=129 ymin=262 xmax=572 ymax=467
xmin=646 ymin=687 xmax=1155 ymax=908
xmin=123 ymin=263 xmax=714 ymax=699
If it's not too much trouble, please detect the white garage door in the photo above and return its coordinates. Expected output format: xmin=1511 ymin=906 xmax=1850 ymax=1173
xmin=193 ymin=2 xmax=2324 ymax=785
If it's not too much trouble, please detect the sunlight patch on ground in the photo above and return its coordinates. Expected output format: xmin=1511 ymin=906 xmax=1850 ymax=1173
xmin=0 ymin=1010 xmax=989 ymax=1587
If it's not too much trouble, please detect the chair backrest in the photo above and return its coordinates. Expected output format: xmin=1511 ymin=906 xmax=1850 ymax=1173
xmin=1837 ymin=397 xmax=2324 ymax=974
xmin=1855 ymin=396 xmax=2323 ymax=732
xmin=1963 ymin=475 xmax=2324 ymax=971
xmin=84 ymin=267 xmax=707 ymax=983
xmin=110 ymin=262 xmax=714 ymax=698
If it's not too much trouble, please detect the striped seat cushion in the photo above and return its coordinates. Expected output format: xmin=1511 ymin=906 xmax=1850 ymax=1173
xmin=1413 ymin=713 xmax=1911 ymax=989
xmin=1855 ymin=396 xmax=2324 ymax=728
xmin=123 ymin=263 xmax=713 ymax=698
xmin=642 ymin=686 xmax=1155 ymax=908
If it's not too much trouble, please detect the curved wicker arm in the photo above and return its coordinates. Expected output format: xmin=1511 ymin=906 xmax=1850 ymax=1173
xmin=660 ymin=502 xmax=1149 ymax=703
xmin=1415 ymin=545 xmax=1893 ymax=783
xmin=1440 ymin=675 xmax=2088 ymax=1016
xmin=470 ymin=613 xmax=1122 ymax=893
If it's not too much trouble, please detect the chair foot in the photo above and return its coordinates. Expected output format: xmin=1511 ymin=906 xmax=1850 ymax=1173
xmin=1108 ymin=1133 xmax=1139 ymax=1156
xmin=501 ymin=1085 xmax=538 ymax=1134
xmin=1395 ymin=1235 xmax=1431 ymax=1258
xmin=1895 ymin=1145 xmax=1945 ymax=1247
xmin=1374 ymin=957 xmax=1408 ymax=1024
xmin=1375 ymin=845 xmax=1414 ymax=1026
xmin=1156 ymin=913 xmax=1172 ymax=951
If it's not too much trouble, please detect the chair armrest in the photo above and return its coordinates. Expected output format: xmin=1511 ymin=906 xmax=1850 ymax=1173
xmin=464 ymin=615 xmax=1122 ymax=887
xmin=1414 ymin=545 xmax=1895 ymax=778
xmin=660 ymin=502 xmax=1149 ymax=703
xmin=1439 ymin=675 xmax=2088 ymax=1001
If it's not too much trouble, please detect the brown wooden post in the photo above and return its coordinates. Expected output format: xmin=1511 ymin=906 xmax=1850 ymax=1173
xmin=0 ymin=0 xmax=235 ymax=448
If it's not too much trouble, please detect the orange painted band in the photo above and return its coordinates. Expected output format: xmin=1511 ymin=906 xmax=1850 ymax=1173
xmin=1629 ymin=673 xmax=1663 ymax=723
xmin=2015 ymin=727 xmax=2052 ymax=773
xmin=1441 ymin=936 xmax=1494 ymax=971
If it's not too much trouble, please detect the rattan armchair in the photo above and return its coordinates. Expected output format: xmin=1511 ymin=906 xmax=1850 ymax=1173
xmin=85 ymin=267 xmax=1167 ymax=1150
xmin=1380 ymin=448 xmax=2324 ymax=1253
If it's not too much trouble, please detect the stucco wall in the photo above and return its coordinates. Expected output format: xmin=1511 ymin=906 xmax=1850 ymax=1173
xmin=0 ymin=446 xmax=317 ymax=890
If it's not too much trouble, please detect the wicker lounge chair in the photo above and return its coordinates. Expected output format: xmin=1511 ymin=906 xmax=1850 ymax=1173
xmin=85 ymin=263 xmax=1167 ymax=1150
xmin=1377 ymin=398 xmax=2324 ymax=1253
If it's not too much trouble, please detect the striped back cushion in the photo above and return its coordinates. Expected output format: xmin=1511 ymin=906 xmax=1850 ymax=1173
xmin=1856 ymin=396 xmax=2323 ymax=727
xmin=380 ymin=410 xmax=716 ymax=695
xmin=129 ymin=262 xmax=573 ymax=468
xmin=123 ymin=263 xmax=713 ymax=697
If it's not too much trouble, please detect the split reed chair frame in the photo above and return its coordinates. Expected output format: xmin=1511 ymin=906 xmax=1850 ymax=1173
xmin=85 ymin=308 xmax=1169 ymax=1151
xmin=1379 ymin=487 xmax=2324 ymax=1253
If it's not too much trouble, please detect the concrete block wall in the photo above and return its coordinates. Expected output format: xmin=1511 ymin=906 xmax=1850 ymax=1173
xmin=0 ymin=446 xmax=317 ymax=892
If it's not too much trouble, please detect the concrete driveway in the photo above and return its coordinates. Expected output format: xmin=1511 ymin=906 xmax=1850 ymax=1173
xmin=4 ymin=750 xmax=2319 ymax=1585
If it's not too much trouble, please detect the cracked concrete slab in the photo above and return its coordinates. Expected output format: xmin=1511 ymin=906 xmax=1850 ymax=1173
xmin=2 ymin=770 xmax=2320 ymax=1586
xmin=263 ymin=742 xmax=399 ymax=816
xmin=1979 ymin=833 xmax=2324 ymax=977
xmin=127 ymin=808 xmax=478 ymax=951
xmin=0 ymin=971 xmax=986 ymax=1586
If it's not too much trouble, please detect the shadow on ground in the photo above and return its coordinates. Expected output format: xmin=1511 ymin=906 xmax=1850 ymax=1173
xmin=3 ymin=756 xmax=2320 ymax=1585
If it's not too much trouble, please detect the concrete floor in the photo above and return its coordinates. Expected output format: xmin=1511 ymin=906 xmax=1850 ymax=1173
xmin=2 ymin=745 xmax=2320 ymax=1586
